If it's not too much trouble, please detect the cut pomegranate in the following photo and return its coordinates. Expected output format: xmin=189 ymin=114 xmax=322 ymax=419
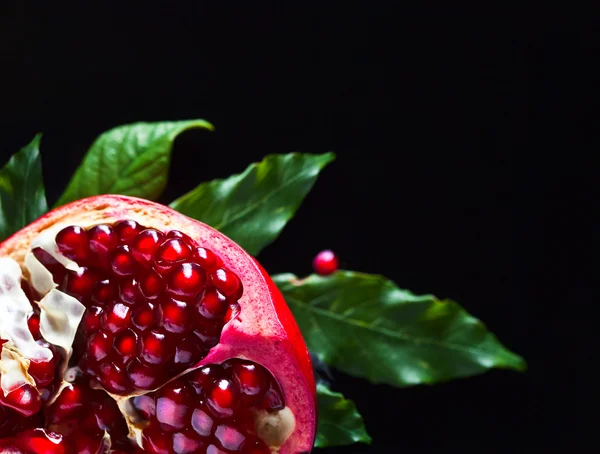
xmin=0 ymin=194 xmax=316 ymax=453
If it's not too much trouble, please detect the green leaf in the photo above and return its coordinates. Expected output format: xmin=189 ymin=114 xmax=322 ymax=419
xmin=55 ymin=120 xmax=213 ymax=207
xmin=273 ymin=272 xmax=526 ymax=387
xmin=0 ymin=134 xmax=48 ymax=241
xmin=170 ymin=152 xmax=335 ymax=256
xmin=315 ymin=383 xmax=372 ymax=448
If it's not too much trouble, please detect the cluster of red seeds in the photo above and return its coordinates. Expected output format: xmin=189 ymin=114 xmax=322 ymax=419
xmin=0 ymin=310 xmax=60 ymax=417
xmin=38 ymin=220 xmax=243 ymax=395
xmin=0 ymin=426 xmax=143 ymax=454
xmin=0 ymin=220 xmax=288 ymax=453
xmin=133 ymin=359 xmax=283 ymax=454
xmin=0 ymin=406 xmax=42 ymax=439
xmin=44 ymin=378 xmax=138 ymax=452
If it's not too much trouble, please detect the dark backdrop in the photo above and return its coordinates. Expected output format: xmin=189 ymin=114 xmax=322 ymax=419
xmin=0 ymin=3 xmax=561 ymax=453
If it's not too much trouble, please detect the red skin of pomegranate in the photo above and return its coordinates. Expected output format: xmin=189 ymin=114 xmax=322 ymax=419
xmin=0 ymin=194 xmax=317 ymax=453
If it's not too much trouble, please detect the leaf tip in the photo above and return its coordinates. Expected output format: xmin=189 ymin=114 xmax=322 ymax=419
xmin=33 ymin=132 xmax=43 ymax=144
xmin=194 ymin=119 xmax=215 ymax=131
xmin=509 ymin=353 xmax=528 ymax=372
xmin=323 ymin=151 xmax=336 ymax=164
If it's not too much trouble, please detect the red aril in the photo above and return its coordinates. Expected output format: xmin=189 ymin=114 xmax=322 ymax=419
xmin=0 ymin=194 xmax=316 ymax=453
xmin=312 ymin=249 xmax=339 ymax=276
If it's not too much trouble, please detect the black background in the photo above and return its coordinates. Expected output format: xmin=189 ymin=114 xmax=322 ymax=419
xmin=0 ymin=3 xmax=574 ymax=453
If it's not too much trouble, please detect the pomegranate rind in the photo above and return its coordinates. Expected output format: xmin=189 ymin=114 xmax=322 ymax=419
xmin=0 ymin=194 xmax=317 ymax=453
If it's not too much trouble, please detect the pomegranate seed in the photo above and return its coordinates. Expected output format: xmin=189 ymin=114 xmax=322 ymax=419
xmin=88 ymin=331 xmax=112 ymax=362
xmin=195 ymin=247 xmax=221 ymax=272
xmin=88 ymin=224 xmax=118 ymax=266
xmin=46 ymin=383 xmax=85 ymax=423
xmin=160 ymin=297 xmax=192 ymax=334
xmin=97 ymin=362 xmax=131 ymax=394
xmin=155 ymin=380 xmax=193 ymax=431
xmin=231 ymin=362 xmax=269 ymax=406
xmin=197 ymin=288 xmax=229 ymax=320
xmin=155 ymin=238 xmax=193 ymax=264
xmin=224 ymin=302 xmax=241 ymax=324
xmin=132 ymin=394 xmax=156 ymax=419
xmin=28 ymin=356 xmax=56 ymax=387
xmin=262 ymin=383 xmax=285 ymax=411
xmin=173 ymin=430 xmax=205 ymax=453
xmin=119 ymin=277 xmax=143 ymax=305
xmin=132 ymin=301 xmax=157 ymax=331
xmin=18 ymin=429 xmax=66 ymax=454
xmin=313 ymin=249 xmax=339 ymax=276
xmin=141 ymin=330 xmax=174 ymax=365
xmin=128 ymin=359 xmax=165 ymax=390
xmin=174 ymin=336 xmax=202 ymax=366
xmin=92 ymin=279 xmax=117 ymax=306
xmin=56 ymin=225 xmax=89 ymax=262
xmin=131 ymin=229 xmax=164 ymax=266
xmin=207 ymin=378 xmax=239 ymax=418
xmin=194 ymin=322 xmax=223 ymax=350
xmin=215 ymin=425 xmax=246 ymax=451
xmin=101 ymin=303 xmax=132 ymax=333
xmin=207 ymin=444 xmax=229 ymax=454
xmin=166 ymin=229 xmax=196 ymax=243
xmin=93 ymin=393 xmax=125 ymax=430
xmin=166 ymin=230 xmax=183 ymax=239
xmin=191 ymin=407 xmax=214 ymax=436
xmin=142 ymin=423 xmax=172 ymax=454
xmin=167 ymin=262 xmax=206 ymax=300
xmin=113 ymin=328 xmax=138 ymax=362
xmin=0 ymin=406 xmax=42 ymax=438
xmin=138 ymin=268 xmax=165 ymax=299
xmin=62 ymin=267 xmax=98 ymax=301
xmin=111 ymin=245 xmax=137 ymax=276
xmin=211 ymin=268 xmax=243 ymax=299
xmin=189 ymin=365 xmax=224 ymax=395
xmin=115 ymin=219 xmax=144 ymax=244
xmin=0 ymin=383 xmax=42 ymax=416
xmin=83 ymin=306 xmax=104 ymax=332
xmin=72 ymin=432 xmax=105 ymax=454
xmin=27 ymin=312 xmax=41 ymax=339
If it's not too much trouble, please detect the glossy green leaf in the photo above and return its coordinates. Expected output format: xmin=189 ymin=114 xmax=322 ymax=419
xmin=55 ymin=120 xmax=213 ymax=206
xmin=170 ymin=152 xmax=335 ymax=256
xmin=273 ymin=272 xmax=526 ymax=387
xmin=315 ymin=383 xmax=372 ymax=448
xmin=0 ymin=134 xmax=48 ymax=241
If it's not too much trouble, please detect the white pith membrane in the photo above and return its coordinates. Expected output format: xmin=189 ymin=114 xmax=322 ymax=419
xmin=0 ymin=223 xmax=297 ymax=453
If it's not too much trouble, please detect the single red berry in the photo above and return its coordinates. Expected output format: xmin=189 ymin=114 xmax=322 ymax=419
xmin=195 ymin=247 xmax=221 ymax=272
xmin=62 ymin=267 xmax=98 ymax=302
xmin=56 ymin=225 xmax=89 ymax=262
xmin=210 ymin=268 xmax=243 ymax=300
xmin=312 ymin=249 xmax=339 ymax=276
xmin=88 ymin=224 xmax=118 ymax=266
xmin=111 ymin=245 xmax=137 ymax=277
xmin=114 ymin=219 xmax=144 ymax=244
xmin=131 ymin=229 xmax=164 ymax=266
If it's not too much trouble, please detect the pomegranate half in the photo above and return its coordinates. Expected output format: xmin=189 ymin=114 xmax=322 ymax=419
xmin=0 ymin=194 xmax=316 ymax=453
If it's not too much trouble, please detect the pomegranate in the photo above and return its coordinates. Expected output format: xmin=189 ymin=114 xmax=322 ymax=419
xmin=312 ymin=250 xmax=338 ymax=276
xmin=0 ymin=195 xmax=316 ymax=453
